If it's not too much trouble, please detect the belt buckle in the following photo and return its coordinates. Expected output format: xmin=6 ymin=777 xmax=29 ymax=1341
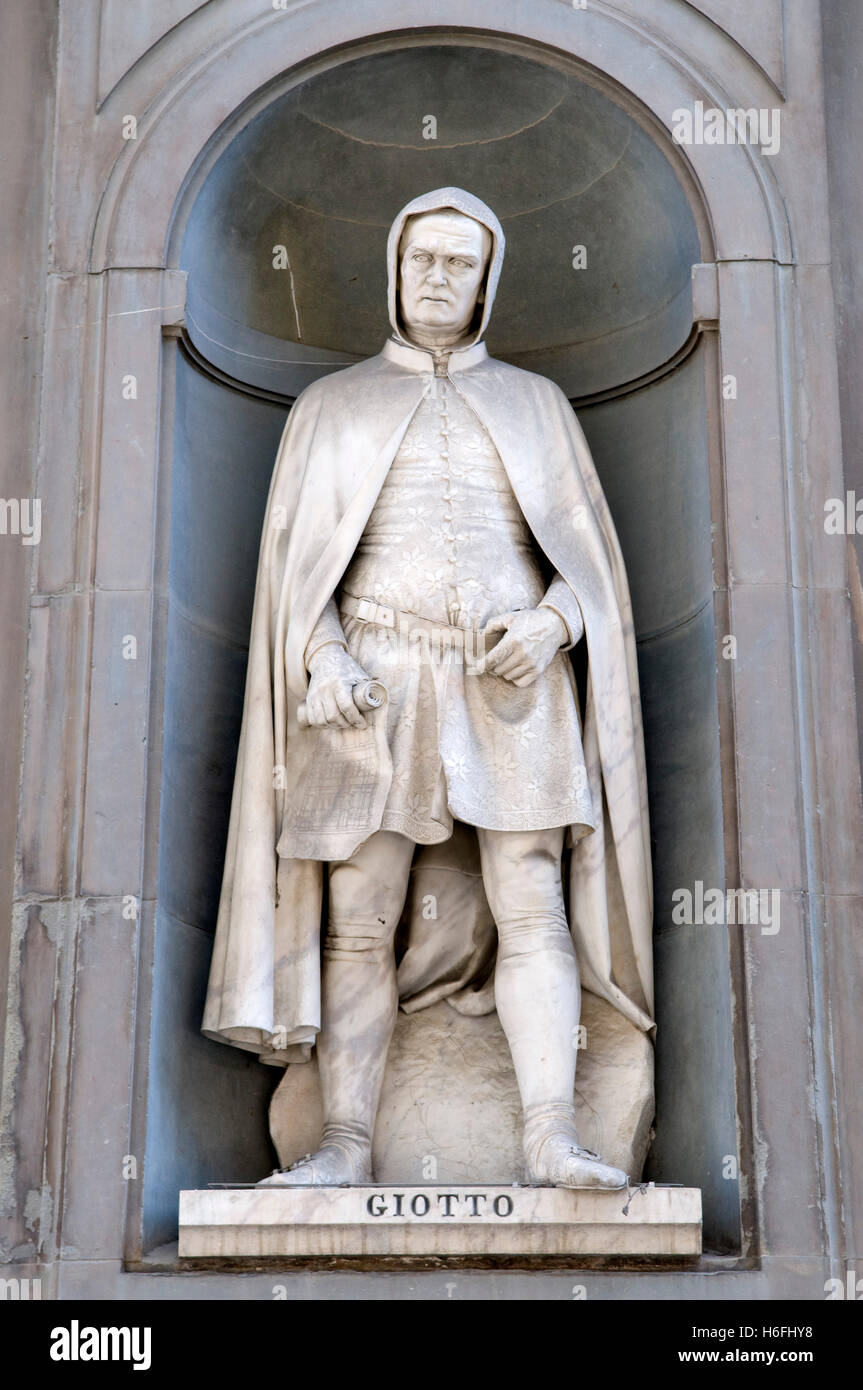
xmin=377 ymin=604 xmax=395 ymax=628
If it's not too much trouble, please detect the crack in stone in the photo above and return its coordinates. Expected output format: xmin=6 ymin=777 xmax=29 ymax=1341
xmin=239 ymin=124 xmax=633 ymax=229
xmin=504 ymin=128 xmax=634 ymax=218
xmin=294 ymin=92 xmax=567 ymax=151
xmin=282 ymin=242 xmax=303 ymax=342
xmin=240 ymin=154 xmax=387 ymax=227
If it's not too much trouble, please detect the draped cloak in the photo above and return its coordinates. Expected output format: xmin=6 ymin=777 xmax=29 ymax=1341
xmin=202 ymin=187 xmax=655 ymax=1065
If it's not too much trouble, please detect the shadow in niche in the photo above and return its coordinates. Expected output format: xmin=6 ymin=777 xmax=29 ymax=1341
xmin=578 ymin=358 xmax=739 ymax=1252
xmin=144 ymin=39 xmax=740 ymax=1254
xmin=142 ymin=360 xmax=287 ymax=1252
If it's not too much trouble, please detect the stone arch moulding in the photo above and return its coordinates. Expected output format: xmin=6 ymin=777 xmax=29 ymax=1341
xmin=76 ymin=1 xmax=845 ymax=1273
xmin=89 ymin=1 xmax=792 ymax=270
xmin=92 ymin=0 xmax=786 ymax=112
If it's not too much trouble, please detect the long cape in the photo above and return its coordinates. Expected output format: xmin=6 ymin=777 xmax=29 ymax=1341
xmin=202 ymin=189 xmax=654 ymax=1064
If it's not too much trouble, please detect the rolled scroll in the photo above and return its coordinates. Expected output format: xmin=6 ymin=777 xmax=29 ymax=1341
xmin=297 ymin=678 xmax=387 ymax=729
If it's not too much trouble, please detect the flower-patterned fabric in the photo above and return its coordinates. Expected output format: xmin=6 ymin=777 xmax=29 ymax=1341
xmin=339 ymin=378 xmax=596 ymax=842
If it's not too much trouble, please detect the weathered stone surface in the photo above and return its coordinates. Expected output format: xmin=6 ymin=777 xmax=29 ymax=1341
xmin=662 ymin=0 xmax=785 ymax=90
xmin=60 ymin=899 xmax=137 ymax=1261
xmin=94 ymin=271 xmax=164 ymax=593
xmin=98 ymin=1 xmax=206 ymax=103
xmin=0 ymin=0 xmax=57 ymax=1134
xmin=729 ymin=583 xmax=806 ymax=892
xmin=18 ymin=595 xmax=88 ymax=897
xmin=739 ymin=891 xmax=823 ymax=1258
xmin=80 ymin=589 xmax=152 ymax=897
xmin=717 ymin=262 xmax=789 ymax=589
xmin=0 ymin=902 xmax=76 ymax=1264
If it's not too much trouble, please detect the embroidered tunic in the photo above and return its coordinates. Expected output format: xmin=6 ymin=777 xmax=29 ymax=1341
xmin=331 ymin=376 xmax=596 ymax=843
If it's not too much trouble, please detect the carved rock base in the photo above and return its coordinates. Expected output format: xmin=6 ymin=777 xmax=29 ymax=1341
xmin=269 ymin=990 xmax=654 ymax=1184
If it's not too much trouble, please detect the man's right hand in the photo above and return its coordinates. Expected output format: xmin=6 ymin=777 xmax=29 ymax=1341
xmin=304 ymin=643 xmax=371 ymax=729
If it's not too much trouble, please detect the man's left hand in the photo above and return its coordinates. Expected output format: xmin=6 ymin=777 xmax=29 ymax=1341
xmin=480 ymin=607 xmax=568 ymax=686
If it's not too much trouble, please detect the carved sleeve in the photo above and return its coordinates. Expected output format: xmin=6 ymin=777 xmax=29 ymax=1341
xmin=302 ymin=597 xmax=348 ymax=670
xmin=539 ymin=574 xmax=585 ymax=651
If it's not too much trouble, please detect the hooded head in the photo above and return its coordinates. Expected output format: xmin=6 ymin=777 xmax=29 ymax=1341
xmin=386 ymin=187 xmax=505 ymax=351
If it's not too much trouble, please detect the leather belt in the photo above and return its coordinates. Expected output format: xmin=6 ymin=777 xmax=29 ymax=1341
xmin=340 ymin=592 xmax=497 ymax=654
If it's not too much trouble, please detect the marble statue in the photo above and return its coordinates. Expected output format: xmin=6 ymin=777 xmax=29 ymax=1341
xmin=202 ymin=188 xmax=654 ymax=1191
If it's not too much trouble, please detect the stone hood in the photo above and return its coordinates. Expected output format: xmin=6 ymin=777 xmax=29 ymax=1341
xmin=386 ymin=186 xmax=505 ymax=350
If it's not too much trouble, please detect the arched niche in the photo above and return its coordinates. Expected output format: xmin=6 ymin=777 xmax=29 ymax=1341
xmin=142 ymin=34 xmax=741 ymax=1256
xmin=179 ymin=42 xmax=702 ymax=398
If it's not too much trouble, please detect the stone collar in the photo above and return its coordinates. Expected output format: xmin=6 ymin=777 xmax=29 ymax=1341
xmin=381 ymin=336 xmax=489 ymax=374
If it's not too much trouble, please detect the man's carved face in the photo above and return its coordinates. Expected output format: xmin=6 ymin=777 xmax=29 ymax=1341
xmin=397 ymin=210 xmax=492 ymax=347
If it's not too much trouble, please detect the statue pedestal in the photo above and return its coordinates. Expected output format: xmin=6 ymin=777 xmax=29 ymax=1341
xmin=178 ymin=1183 xmax=701 ymax=1258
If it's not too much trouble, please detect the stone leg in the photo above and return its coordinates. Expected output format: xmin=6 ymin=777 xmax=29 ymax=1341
xmin=476 ymin=826 xmax=628 ymax=1189
xmin=257 ymin=829 xmax=415 ymax=1186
